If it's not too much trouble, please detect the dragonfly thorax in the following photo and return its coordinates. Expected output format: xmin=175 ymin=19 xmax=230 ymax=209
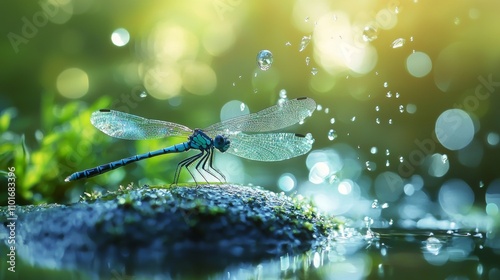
xmin=214 ymin=134 xmax=230 ymax=153
xmin=189 ymin=129 xmax=229 ymax=153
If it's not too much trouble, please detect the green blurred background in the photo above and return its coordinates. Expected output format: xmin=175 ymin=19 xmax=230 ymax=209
xmin=1 ymin=0 xmax=500 ymax=227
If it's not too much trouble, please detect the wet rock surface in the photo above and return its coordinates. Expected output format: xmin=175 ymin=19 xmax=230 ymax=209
xmin=1 ymin=184 xmax=337 ymax=277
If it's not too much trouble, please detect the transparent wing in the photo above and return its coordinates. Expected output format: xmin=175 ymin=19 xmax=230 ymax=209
xmin=204 ymin=97 xmax=316 ymax=136
xmin=90 ymin=109 xmax=193 ymax=140
xmin=225 ymin=132 xmax=314 ymax=161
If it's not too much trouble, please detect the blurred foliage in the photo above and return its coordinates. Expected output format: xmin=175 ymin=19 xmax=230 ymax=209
xmin=0 ymin=92 xmax=195 ymax=205
xmin=1 ymin=94 xmax=110 ymax=204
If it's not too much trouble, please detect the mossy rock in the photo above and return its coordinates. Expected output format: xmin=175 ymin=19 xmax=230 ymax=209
xmin=1 ymin=184 xmax=338 ymax=277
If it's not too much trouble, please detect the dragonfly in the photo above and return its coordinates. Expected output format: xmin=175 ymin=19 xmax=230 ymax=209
xmin=65 ymin=97 xmax=316 ymax=184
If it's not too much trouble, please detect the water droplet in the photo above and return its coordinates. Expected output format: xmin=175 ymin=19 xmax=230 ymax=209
xmin=240 ymin=103 xmax=246 ymax=111
xmin=330 ymin=118 xmax=335 ymax=124
xmin=279 ymin=89 xmax=287 ymax=99
xmin=376 ymin=118 xmax=380 ymax=124
xmin=305 ymin=133 xmax=315 ymax=144
xmin=311 ymin=67 xmax=318 ymax=76
xmin=327 ymin=129 xmax=337 ymax=141
xmin=389 ymin=219 xmax=394 ymax=225
xmin=386 ymin=159 xmax=390 ymax=167
xmin=316 ymin=104 xmax=322 ymax=111
xmin=391 ymin=38 xmax=406 ymax=48
xmin=232 ymin=82 xmax=236 ymax=87
xmin=299 ymin=119 xmax=304 ymax=125
xmin=383 ymin=82 xmax=388 ymax=88
xmin=139 ymin=91 xmax=148 ymax=98
xmin=425 ymin=237 xmax=443 ymax=255
xmin=304 ymin=16 xmax=309 ymax=22
xmin=371 ymin=199 xmax=379 ymax=208
xmin=388 ymin=119 xmax=393 ymax=124
xmin=479 ymin=181 xmax=484 ymax=188
xmin=399 ymin=156 xmax=404 ymax=162
xmin=399 ymin=105 xmax=404 ymax=113
xmin=324 ymin=108 xmax=329 ymax=114
xmin=256 ymin=50 xmax=273 ymax=71
xmin=370 ymin=147 xmax=378 ymax=154
xmin=395 ymin=92 xmax=400 ymax=98
xmin=366 ymin=161 xmax=376 ymax=171
xmin=351 ymin=116 xmax=356 ymax=122
xmin=285 ymin=41 xmax=292 ymax=46
xmin=454 ymin=17 xmax=460 ymax=25
xmin=386 ymin=149 xmax=390 ymax=156
xmin=305 ymin=56 xmax=311 ymax=66
xmin=35 ymin=129 xmax=44 ymax=141
xmin=328 ymin=174 xmax=339 ymax=184
xmin=381 ymin=203 xmax=389 ymax=209
xmin=410 ymin=36 xmax=414 ymax=42
xmin=299 ymin=35 xmax=312 ymax=52
xmin=386 ymin=91 xmax=392 ymax=98
xmin=362 ymin=25 xmax=378 ymax=42
xmin=375 ymin=105 xmax=380 ymax=111
xmin=441 ymin=154 xmax=448 ymax=163
xmin=238 ymin=75 xmax=242 ymax=79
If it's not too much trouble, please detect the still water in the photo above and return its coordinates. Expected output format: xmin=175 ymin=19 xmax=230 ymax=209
xmin=2 ymin=225 xmax=498 ymax=279
xmin=238 ymin=228 xmax=498 ymax=280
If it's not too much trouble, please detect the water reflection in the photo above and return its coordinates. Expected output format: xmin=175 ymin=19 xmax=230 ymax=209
xmin=215 ymin=228 xmax=496 ymax=280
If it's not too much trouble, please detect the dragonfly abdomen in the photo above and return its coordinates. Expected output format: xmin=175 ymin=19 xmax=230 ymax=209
xmin=65 ymin=142 xmax=191 ymax=182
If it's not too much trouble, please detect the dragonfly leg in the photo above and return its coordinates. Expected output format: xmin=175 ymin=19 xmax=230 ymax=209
xmin=199 ymin=148 xmax=225 ymax=183
xmin=197 ymin=148 xmax=220 ymax=182
xmin=196 ymin=148 xmax=223 ymax=184
xmin=174 ymin=151 xmax=207 ymax=185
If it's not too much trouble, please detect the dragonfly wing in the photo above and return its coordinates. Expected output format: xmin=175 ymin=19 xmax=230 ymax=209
xmin=91 ymin=109 xmax=193 ymax=140
xmin=225 ymin=132 xmax=314 ymax=161
xmin=204 ymin=97 xmax=316 ymax=135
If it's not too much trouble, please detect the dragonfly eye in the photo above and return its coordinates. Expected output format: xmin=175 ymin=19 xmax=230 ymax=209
xmin=214 ymin=135 xmax=230 ymax=152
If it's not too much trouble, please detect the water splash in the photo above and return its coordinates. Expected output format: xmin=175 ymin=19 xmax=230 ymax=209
xmin=391 ymin=38 xmax=406 ymax=48
xmin=299 ymin=35 xmax=312 ymax=52
xmin=327 ymin=129 xmax=337 ymax=141
xmin=362 ymin=25 xmax=378 ymax=42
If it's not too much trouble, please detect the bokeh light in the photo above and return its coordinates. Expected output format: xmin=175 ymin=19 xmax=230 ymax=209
xmin=374 ymin=171 xmax=403 ymax=202
xmin=220 ymin=100 xmax=249 ymax=122
xmin=439 ymin=179 xmax=474 ymax=216
xmin=435 ymin=109 xmax=474 ymax=150
xmin=278 ymin=173 xmax=296 ymax=192
xmin=182 ymin=62 xmax=217 ymax=95
xmin=406 ymin=51 xmax=432 ymax=78
xmin=487 ymin=132 xmax=499 ymax=146
xmin=56 ymin=68 xmax=89 ymax=99
xmin=486 ymin=179 xmax=500 ymax=216
xmin=426 ymin=153 xmax=449 ymax=177
xmin=143 ymin=65 xmax=182 ymax=99
xmin=111 ymin=28 xmax=130 ymax=47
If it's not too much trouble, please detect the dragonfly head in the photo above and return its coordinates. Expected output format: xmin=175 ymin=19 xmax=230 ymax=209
xmin=213 ymin=135 xmax=230 ymax=153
